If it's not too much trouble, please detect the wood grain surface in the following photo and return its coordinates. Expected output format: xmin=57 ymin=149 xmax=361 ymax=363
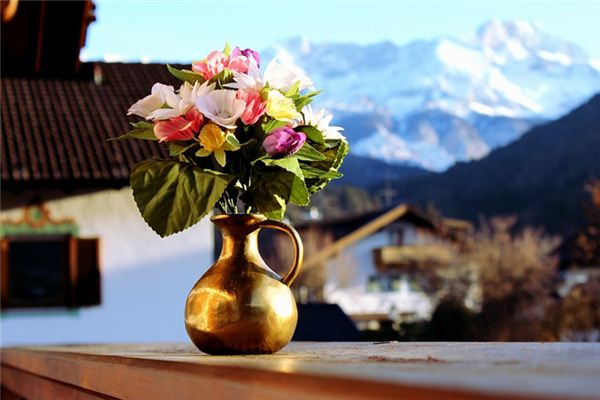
xmin=2 ymin=342 xmax=599 ymax=400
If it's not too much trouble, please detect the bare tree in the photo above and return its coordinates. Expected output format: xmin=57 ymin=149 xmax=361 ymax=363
xmin=427 ymin=217 xmax=560 ymax=341
xmin=573 ymin=180 xmax=600 ymax=266
xmin=559 ymin=274 xmax=600 ymax=341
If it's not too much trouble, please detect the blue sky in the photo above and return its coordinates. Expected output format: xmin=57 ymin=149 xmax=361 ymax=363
xmin=82 ymin=0 xmax=600 ymax=63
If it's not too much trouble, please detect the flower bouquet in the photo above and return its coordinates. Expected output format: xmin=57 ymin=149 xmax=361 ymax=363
xmin=115 ymin=44 xmax=347 ymax=237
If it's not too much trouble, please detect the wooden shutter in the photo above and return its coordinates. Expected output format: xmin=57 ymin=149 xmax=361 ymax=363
xmin=1 ymin=239 xmax=9 ymax=308
xmin=75 ymin=238 xmax=101 ymax=307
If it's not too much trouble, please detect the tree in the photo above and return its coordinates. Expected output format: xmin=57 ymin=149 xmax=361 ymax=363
xmin=573 ymin=180 xmax=600 ymax=266
xmin=429 ymin=217 xmax=560 ymax=341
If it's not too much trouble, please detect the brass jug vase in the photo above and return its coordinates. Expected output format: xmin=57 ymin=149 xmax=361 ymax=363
xmin=185 ymin=214 xmax=303 ymax=355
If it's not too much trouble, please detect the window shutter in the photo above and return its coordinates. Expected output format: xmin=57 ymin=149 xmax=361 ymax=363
xmin=75 ymin=238 xmax=101 ymax=306
xmin=1 ymin=239 xmax=9 ymax=308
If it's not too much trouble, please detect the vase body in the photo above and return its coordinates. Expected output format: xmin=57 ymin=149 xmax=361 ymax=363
xmin=185 ymin=214 xmax=303 ymax=355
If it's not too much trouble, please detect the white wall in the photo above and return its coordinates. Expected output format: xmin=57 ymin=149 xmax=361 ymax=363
xmin=1 ymin=188 xmax=214 ymax=345
xmin=323 ymin=230 xmax=433 ymax=318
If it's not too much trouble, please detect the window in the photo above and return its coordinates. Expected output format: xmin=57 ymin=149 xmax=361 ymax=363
xmin=1 ymin=235 xmax=101 ymax=309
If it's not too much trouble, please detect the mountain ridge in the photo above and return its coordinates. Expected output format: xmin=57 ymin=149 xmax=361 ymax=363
xmin=389 ymin=93 xmax=600 ymax=234
xmin=263 ymin=20 xmax=600 ymax=170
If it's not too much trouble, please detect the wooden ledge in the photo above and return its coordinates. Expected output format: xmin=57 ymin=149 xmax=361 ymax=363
xmin=2 ymin=342 xmax=600 ymax=400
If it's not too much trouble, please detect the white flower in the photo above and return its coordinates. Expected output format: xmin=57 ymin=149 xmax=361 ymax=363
xmin=127 ymin=83 xmax=180 ymax=119
xmin=225 ymin=58 xmax=313 ymax=94
xmin=189 ymin=80 xmax=216 ymax=104
xmin=302 ymin=105 xmax=345 ymax=140
xmin=195 ymin=89 xmax=245 ymax=129
xmin=263 ymin=58 xmax=313 ymax=93
xmin=224 ymin=62 xmax=264 ymax=91
xmin=147 ymin=81 xmax=215 ymax=120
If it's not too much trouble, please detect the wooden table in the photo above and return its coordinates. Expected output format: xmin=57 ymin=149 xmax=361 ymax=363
xmin=2 ymin=342 xmax=599 ymax=400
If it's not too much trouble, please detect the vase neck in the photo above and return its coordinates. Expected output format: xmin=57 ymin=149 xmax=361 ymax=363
xmin=219 ymin=230 xmax=260 ymax=259
xmin=212 ymin=214 xmax=266 ymax=261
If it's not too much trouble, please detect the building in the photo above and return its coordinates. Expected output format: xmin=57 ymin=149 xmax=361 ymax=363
xmin=291 ymin=205 xmax=472 ymax=323
xmin=1 ymin=1 xmax=214 ymax=345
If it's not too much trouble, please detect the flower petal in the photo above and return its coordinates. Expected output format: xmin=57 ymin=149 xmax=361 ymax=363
xmin=214 ymin=150 xmax=226 ymax=167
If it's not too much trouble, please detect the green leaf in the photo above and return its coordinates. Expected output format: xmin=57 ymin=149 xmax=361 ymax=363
xmin=284 ymin=80 xmax=300 ymax=98
xmin=303 ymin=139 xmax=349 ymax=194
xmin=239 ymin=139 xmax=261 ymax=162
xmin=296 ymin=125 xmax=324 ymax=144
xmin=210 ymin=68 xmax=234 ymax=87
xmin=333 ymin=139 xmax=350 ymax=170
xmin=294 ymin=90 xmax=322 ymax=110
xmin=109 ymin=121 xmax=157 ymax=141
xmin=295 ymin=143 xmax=326 ymax=161
xmin=130 ymin=160 xmax=233 ymax=237
xmin=167 ymin=64 xmax=204 ymax=83
xmin=214 ymin=150 xmax=226 ymax=167
xmin=223 ymin=42 xmax=231 ymax=56
xmin=261 ymin=118 xmax=288 ymax=135
xmin=169 ymin=142 xmax=197 ymax=156
xmin=300 ymin=165 xmax=342 ymax=180
xmin=242 ymin=166 xmax=310 ymax=218
xmin=262 ymin=198 xmax=286 ymax=220
xmin=195 ymin=148 xmax=211 ymax=157
xmin=260 ymin=157 xmax=304 ymax=179
xmin=224 ymin=133 xmax=241 ymax=150
xmin=259 ymin=83 xmax=271 ymax=99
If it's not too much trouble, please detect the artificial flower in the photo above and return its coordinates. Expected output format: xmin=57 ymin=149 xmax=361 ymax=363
xmin=196 ymin=123 xmax=241 ymax=167
xmin=147 ymin=81 xmax=215 ymax=121
xmin=127 ymin=83 xmax=180 ymax=118
xmin=192 ymin=47 xmax=260 ymax=81
xmin=231 ymin=47 xmax=261 ymax=67
xmin=301 ymin=105 xmax=346 ymax=140
xmin=181 ymin=80 xmax=216 ymax=108
xmin=192 ymin=51 xmax=229 ymax=80
xmin=262 ymin=127 xmax=306 ymax=158
xmin=118 ymin=44 xmax=348 ymax=236
xmin=266 ymin=90 xmax=301 ymax=122
xmin=153 ymin=108 xmax=204 ymax=142
xmin=263 ymin=59 xmax=313 ymax=93
xmin=225 ymin=62 xmax=263 ymax=91
xmin=195 ymin=90 xmax=246 ymax=129
xmin=237 ymin=89 xmax=266 ymax=125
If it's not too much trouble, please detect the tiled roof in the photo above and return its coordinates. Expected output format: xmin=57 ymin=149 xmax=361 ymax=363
xmin=1 ymin=62 xmax=184 ymax=190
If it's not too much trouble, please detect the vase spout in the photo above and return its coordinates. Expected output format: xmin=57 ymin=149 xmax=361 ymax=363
xmin=211 ymin=214 xmax=266 ymax=236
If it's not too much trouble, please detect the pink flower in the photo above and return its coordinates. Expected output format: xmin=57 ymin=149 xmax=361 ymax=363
xmin=227 ymin=56 xmax=250 ymax=75
xmin=231 ymin=47 xmax=261 ymax=68
xmin=262 ymin=127 xmax=306 ymax=158
xmin=192 ymin=51 xmax=229 ymax=80
xmin=153 ymin=108 xmax=204 ymax=142
xmin=192 ymin=47 xmax=261 ymax=80
xmin=236 ymin=89 xmax=266 ymax=125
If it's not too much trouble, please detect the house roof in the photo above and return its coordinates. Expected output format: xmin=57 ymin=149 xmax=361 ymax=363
xmin=302 ymin=204 xmax=431 ymax=269
xmin=300 ymin=204 xmax=472 ymax=270
xmin=1 ymin=62 xmax=182 ymax=192
xmin=297 ymin=205 xmax=435 ymax=241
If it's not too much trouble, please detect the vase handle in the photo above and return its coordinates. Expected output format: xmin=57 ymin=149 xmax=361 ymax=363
xmin=259 ymin=219 xmax=303 ymax=287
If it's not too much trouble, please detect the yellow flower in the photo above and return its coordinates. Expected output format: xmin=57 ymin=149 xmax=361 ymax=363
xmin=265 ymin=90 xmax=301 ymax=122
xmin=199 ymin=123 xmax=226 ymax=151
xmin=196 ymin=123 xmax=240 ymax=167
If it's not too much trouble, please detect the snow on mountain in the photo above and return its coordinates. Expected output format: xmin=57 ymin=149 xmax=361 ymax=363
xmin=262 ymin=20 xmax=600 ymax=170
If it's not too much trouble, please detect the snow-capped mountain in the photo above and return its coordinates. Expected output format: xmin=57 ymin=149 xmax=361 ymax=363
xmin=262 ymin=20 xmax=600 ymax=170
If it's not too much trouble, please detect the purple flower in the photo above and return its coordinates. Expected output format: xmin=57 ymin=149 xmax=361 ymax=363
xmin=262 ymin=127 xmax=306 ymax=158
xmin=231 ymin=47 xmax=261 ymax=68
